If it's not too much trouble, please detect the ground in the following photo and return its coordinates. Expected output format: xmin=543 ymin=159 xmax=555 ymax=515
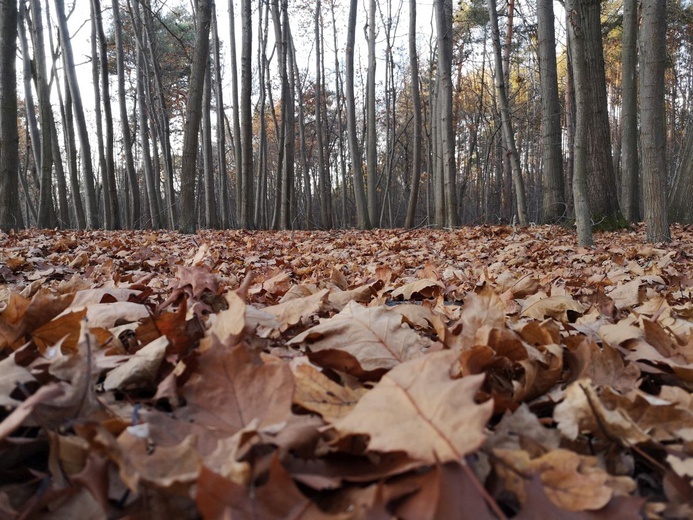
xmin=0 ymin=225 xmax=692 ymax=518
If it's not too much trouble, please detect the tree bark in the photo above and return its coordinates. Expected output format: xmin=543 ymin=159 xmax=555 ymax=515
xmin=212 ymin=8 xmax=229 ymax=227
xmin=620 ymin=0 xmax=640 ymax=222
xmin=228 ymin=0 xmax=243 ymax=226
xmin=537 ymin=0 xmax=565 ymax=223
xmin=566 ymin=0 xmax=594 ymax=246
xmin=346 ymin=0 xmax=371 ymax=229
xmin=180 ymin=0 xmax=213 ymax=233
xmin=640 ymin=0 xmax=670 ymax=242
xmin=566 ymin=0 xmax=622 ymax=229
xmin=0 ymin=0 xmax=23 ymax=231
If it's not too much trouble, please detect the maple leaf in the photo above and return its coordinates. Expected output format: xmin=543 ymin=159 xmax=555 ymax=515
xmin=178 ymin=340 xmax=294 ymax=435
xmin=333 ymin=350 xmax=493 ymax=463
xmin=447 ymin=284 xmax=506 ymax=351
xmin=288 ymin=301 xmax=432 ymax=377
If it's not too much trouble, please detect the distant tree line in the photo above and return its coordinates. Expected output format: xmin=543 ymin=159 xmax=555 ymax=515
xmin=1 ymin=0 xmax=692 ymax=243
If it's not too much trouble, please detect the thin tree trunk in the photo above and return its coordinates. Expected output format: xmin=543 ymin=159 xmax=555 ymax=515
xmin=435 ymin=0 xmax=458 ymax=227
xmin=112 ymin=0 xmax=140 ymax=228
xmin=640 ymin=0 xmax=670 ymax=242
xmin=487 ymin=0 xmax=527 ymax=226
xmin=404 ymin=0 xmax=422 ymax=228
xmin=620 ymin=0 xmax=640 ymax=222
xmin=566 ymin=0 xmax=594 ymax=246
xmin=28 ymin=0 xmax=56 ymax=227
xmin=212 ymin=8 xmax=229 ymax=228
xmin=229 ymin=0 xmax=244 ymax=226
xmin=240 ymin=0 xmax=254 ymax=228
xmin=366 ymin=0 xmax=378 ymax=225
xmin=346 ymin=0 xmax=371 ymax=229
xmin=54 ymin=0 xmax=99 ymax=228
xmin=537 ymin=0 xmax=565 ymax=223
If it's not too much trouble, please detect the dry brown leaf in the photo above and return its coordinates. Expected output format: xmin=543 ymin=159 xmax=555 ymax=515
xmin=288 ymin=301 xmax=432 ymax=375
xmin=333 ymin=350 xmax=493 ymax=463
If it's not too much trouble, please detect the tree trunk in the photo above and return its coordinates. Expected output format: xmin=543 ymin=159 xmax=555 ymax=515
xmin=315 ymin=0 xmax=331 ymax=228
xmin=111 ymin=0 xmax=140 ymax=228
xmin=537 ymin=0 xmax=565 ymax=223
xmin=180 ymin=0 xmax=213 ymax=233
xmin=346 ymin=0 xmax=371 ymax=229
xmin=566 ymin=0 xmax=594 ymax=246
xmin=435 ymin=0 xmax=459 ymax=228
xmin=54 ymin=0 xmax=99 ymax=228
xmin=0 ymin=0 xmax=23 ymax=231
xmin=229 ymin=0 xmax=243 ymax=226
xmin=669 ymin=121 xmax=693 ymax=223
xmin=487 ymin=0 xmax=527 ymax=226
xmin=620 ymin=0 xmax=639 ymax=222
xmin=404 ymin=0 xmax=422 ymax=229
xmin=240 ymin=0 xmax=254 ymax=228
xmin=203 ymin=59 xmax=218 ymax=228
xmin=566 ymin=0 xmax=622 ymax=229
xmin=28 ymin=0 xmax=56 ymax=228
xmin=212 ymin=8 xmax=229 ymax=228
xmin=640 ymin=0 xmax=670 ymax=242
xmin=366 ymin=0 xmax=378 ymax=225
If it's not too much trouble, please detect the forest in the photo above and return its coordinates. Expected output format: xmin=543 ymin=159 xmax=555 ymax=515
xmin=0 ymin=0 xmax=692 ymax=241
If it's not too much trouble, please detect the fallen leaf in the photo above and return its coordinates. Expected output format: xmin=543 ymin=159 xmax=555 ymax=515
xmin=333 ymin=351 xmax=493 ymax=463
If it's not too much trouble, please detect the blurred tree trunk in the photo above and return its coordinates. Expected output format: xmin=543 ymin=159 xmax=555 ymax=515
xmin=640 ymin=0 xmax=670 ymax=242
xmin=620 ymin=0 xmax=639 ymax=222
xmin=537 ymin=0 xmax=565 ymax=223
xmin=315 ymin=0 xmax=331 ymax=228
xmin=203 ymin=61 xmax=218 ymax=228
xmin=180 ymin=0 xmax=212 ymax=232
xmin=54 ymin=0 xmax=99 ymax=228
xmin=0 ymin=0 xmax=23 ymax=231
xmin=669 ymin=121 xmax=693 ymax=223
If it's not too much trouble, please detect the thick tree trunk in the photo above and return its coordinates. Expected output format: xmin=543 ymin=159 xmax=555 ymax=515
xmin=566 ymin=0 xmax=623 ymax=229
xmin=0 ymin=0 xmax=23 ymax=231
xmin=180 ymin=0 xmax=213 ymax=233
xmin=537 ymin=0 xmax=565 ymax=223
xmin=346 ymin=0 xmax=371 ymax=229
xmin=620 ymin=0 xmax=639 ymax=222
xmin=640 ymin=0 xmax=670 ymax=242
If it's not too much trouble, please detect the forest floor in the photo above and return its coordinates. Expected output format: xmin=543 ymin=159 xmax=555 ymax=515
xmin=1 ymin=225 xmax=692 ymax=519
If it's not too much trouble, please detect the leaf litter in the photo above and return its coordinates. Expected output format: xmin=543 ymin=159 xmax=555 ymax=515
xmin=0 ymin=225 xmax=693 ymax=519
